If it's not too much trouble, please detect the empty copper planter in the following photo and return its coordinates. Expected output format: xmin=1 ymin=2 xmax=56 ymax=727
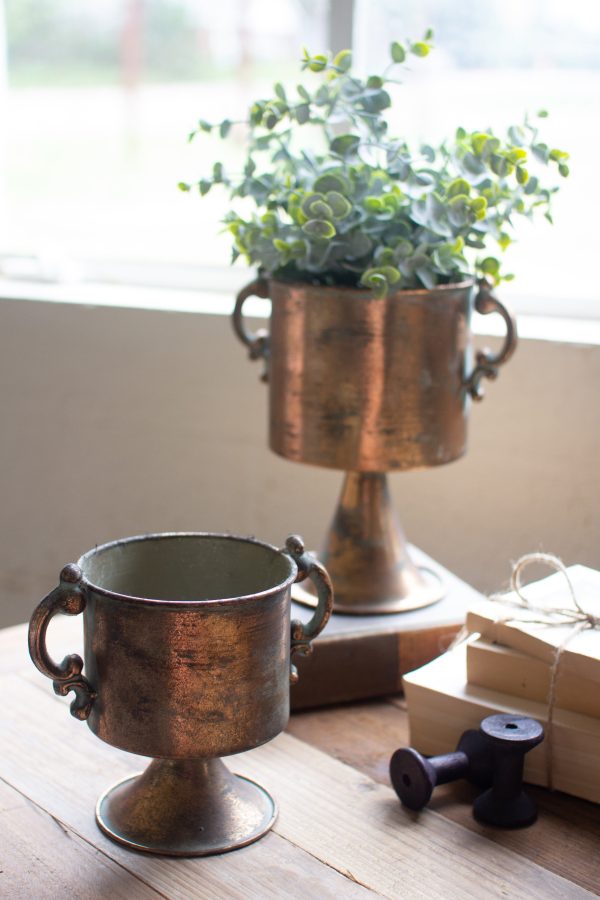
xmin=28 ymin=532 xmax=333 ymax=855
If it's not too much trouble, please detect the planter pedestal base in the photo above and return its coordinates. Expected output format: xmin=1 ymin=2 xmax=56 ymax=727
xmin=96 ymin=758 xmax=276 ymax=857
xmin=292 ymin=472 xmax=444 ymax=615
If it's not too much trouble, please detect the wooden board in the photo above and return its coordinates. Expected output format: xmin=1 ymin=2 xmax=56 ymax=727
xmin=0 ymin=779 xmax=158 ymax=900
xmin=291 ymin=545 xmax=483 ymax=709
xmin=1 ymin=618 xmax=597 ymax=898
xmin=288 ymin=698 xmax=600 ymax=895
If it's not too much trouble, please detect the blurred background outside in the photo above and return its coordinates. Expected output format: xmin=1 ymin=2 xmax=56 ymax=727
xmin=0 ymin=0 xmax=598 ymax=316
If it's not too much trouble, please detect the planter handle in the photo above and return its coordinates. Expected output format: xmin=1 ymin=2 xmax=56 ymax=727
xmin=232 ymin=278 xmax=270 ymax=382
xmin=283 ymin=535 xmax=334 ymax=684
xmin=28 ymin=564 xmax=96 ymax=720
xmin=465 ymin=280 xmax=518 ymax=401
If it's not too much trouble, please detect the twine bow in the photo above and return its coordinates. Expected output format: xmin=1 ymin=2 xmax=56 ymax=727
xmin=491 ymin=552 xmax=600 ymax=790
xmin=497 ymin=552 xmax=600 ymax=630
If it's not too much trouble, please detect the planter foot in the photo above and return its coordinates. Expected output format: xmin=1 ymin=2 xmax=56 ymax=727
xmin=96 ymin=757 xmax=276 ymax=856
xmin=293 ymin=472 xmax=444 ymax=615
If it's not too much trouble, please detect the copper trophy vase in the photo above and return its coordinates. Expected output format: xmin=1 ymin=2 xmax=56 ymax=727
xmin=29 ymin=532 xmax=333 ymax=855
xmin=233 ymin=278 xmax=516 ymax=614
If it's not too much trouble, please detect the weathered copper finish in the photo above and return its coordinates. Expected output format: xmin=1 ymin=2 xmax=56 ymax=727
xmin=293 ymin=472 xmax=443 ymax=614
xmin=233 ymin=278 xmax=517 ymax=615
xmin=96 ymin=759 xmax=276 ymax=856
xmin=28 ymin=532 xmax=333 ymax=855
xmin=27 ymin=563 xmax=96 ymax=719
xmin=233 ymin=278 xmax=516 ymax=472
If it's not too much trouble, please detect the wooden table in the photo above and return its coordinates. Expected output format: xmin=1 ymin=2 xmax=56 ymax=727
xmin=1 ymin=619 xmax=599 ymax=898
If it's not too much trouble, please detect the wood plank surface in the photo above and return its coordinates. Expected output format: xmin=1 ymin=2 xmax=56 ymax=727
xmin=288 ymin=698 xmax=600 ymax=894
xmin=0 ymin=674 xmax=374 ymax=900
xmin=3 ymin=618 xmax=599 ymax=897
xmin=0 ymin=778 xmax=162 ymax=899
xmin=233 ymin=733 xmax=593 ymax=899
xmin=0 ymin=622 xmax=32 ymax=675
xmin=1 ymin=672 xmax=593 ymax=899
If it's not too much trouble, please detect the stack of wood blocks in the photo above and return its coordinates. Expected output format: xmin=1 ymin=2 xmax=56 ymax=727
xmin=403 ymin=565 xmax=600 ymax=803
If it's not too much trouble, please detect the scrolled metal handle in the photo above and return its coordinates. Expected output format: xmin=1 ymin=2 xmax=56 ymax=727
xmin=28 ymin=564 xmax=96 ymax=720
xmin=284 ymin=534 xmax=334 ymax=685
xmin=464 ymin=280 xmax=518 ymax=401
xmin=232 ymin=278 xmax=270 ymax=382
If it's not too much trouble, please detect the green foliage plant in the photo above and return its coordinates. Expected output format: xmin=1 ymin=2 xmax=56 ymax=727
xmin=180 ymin=32 xmax=569 ymax=297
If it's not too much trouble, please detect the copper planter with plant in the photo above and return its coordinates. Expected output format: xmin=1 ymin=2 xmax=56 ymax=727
xmin=233 ymin=276 xmax=515 ymax=613
xmin=183 ymin=30 xmax=567 ymax=614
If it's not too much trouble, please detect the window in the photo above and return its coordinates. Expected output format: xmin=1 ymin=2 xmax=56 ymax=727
xmin=1 ymin=0 xmax=598 ymax=318
xmin=353 ymin=0 xmax=599 ymax=318
xmin=0 ymin=0 xmax=327 ymax=290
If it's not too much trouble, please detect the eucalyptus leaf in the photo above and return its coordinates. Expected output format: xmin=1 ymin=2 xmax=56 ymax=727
xmin=480 ymin=256 xmax=500 ymax=276
xmin=330 ymin=134 xmax=360 ymax=157
xmin=315 ymin=85 xmax=330 ymax=106
xmin=508 ymin=126 xmax=526 ymax=147
xmin=516 ymin=166 xmax=529 ymax=185
xmin=347 ymin=231 xmax=373 ymax=257
xmin=296 ymin=103 xmax=310 ymax=124
xmin=462 ymin=152 xmax=486 ymax=176
xmin=447 ymin=178 xmax=470 ymax=198
xmin=532 ymin=143 xmax=550 ymax=163
xmin=447 ymin=195 xmax=470 ymax=227
xmin=333 ymin=49 xmax=352 ymax=72
xmin=490 ymin=155 xmax=511 ymax=177
xmin=416 ymin=266 xmax=436 ymax=288
xmin=360 ymin=89 xmax=391 ymax=113
xmin=390 ymin=41 xmax=406 ymax=63
xmin=303 ymin=219 xmax=336 ymax=239
xmin=411 ymin=42 xmax=430 ymax=57
xmin=186 ymin=29 xmax=568 ymax=293
xmin=314 ymin=173 xmax=350 ymax=193
xmin=307 ymin=54 xmax=328 ymax=72
xmin=310 ymin=199 xmax=334 ymax=219
xmin=326 ymin=191 xmax=352 ymax=219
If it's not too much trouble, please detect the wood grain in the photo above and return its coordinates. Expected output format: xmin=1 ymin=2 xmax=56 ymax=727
xmin=0 ymin=622 xmax=32 ymax=675
xmin=233 ymin=732 xmax=593 ymax=899
xmin=0 ymin=779 xmax=161 ymax=899
xmin=0 ymin=674 xmax=374 ymax=900
xmin=3 ymin=672 xmax=593 ymax=899
xmin=4 ymin=617 xmax=599 ymax=897
xmin=289 ymin=698 xmax=600 ymax=893
xmin=287 ymin=699 xmax=408 ymax=785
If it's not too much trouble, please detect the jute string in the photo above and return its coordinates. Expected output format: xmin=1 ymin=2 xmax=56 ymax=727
xmin=457 ymin=552 xmax=600 ymax=791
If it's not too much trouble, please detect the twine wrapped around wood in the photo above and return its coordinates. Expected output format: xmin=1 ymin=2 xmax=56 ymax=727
xmin=490 ymin=552 xmax=600 ymax=790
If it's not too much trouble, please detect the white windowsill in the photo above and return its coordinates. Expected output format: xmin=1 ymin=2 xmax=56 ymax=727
xmin=1 ymin=278 xmax=599 ymax=347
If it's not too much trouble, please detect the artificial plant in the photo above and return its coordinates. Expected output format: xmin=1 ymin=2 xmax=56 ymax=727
xmin=180 ymin=31 xmax=568 ymax=296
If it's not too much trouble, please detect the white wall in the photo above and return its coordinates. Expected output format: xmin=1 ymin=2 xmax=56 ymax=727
xmin=1 ymin=296 xmax=599 ymax=627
